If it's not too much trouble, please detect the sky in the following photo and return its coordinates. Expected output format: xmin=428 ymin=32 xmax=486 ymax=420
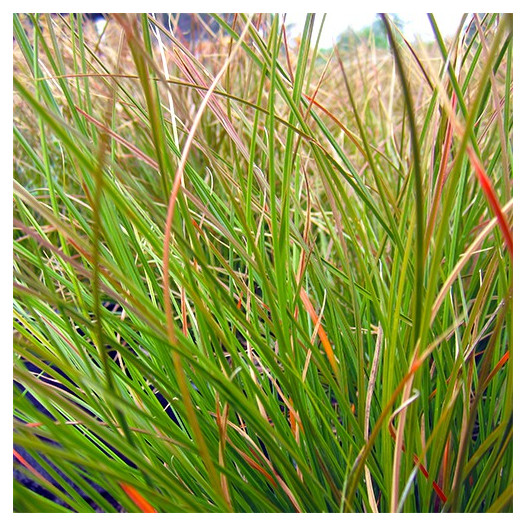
xmin=94 ymin=12 xmax=468 ymax=46
xmin=284 ymin=12 xmax=468 ymax=48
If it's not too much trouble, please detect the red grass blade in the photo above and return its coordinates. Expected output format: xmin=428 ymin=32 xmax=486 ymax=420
xmin=388 ymin=419 xmax=448 ymax=504
xmin=75 ymin=106 xmax=159 ymax=170
xmin=467 ymin=145 xmax=513 ymax=255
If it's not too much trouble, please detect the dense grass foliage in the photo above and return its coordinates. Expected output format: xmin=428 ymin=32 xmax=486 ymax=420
xmin=13 ymin=13 xmax=512 ymax=512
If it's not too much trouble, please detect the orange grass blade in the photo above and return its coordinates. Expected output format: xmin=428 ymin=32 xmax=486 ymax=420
xmin=120 ymin=482 xmax=157 ymax=513
xmin=299 ymin=287 xmax=339 ymax=376
xmin=484 ymin=350 xmax=510 ymax=386
xmin=215 ymin=396 xmax=232 ymax=508
xmin=14 ymin=449 xmax=50 ymax=486
xmin=289 ymin=397 xmax=298 ymax=437
xmin=429 ymin=350 xmax=509 ymax=400
xmin=241 ymin=448 xmax=277 ymax=487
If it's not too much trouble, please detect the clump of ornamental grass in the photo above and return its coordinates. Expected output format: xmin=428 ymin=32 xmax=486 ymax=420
xmin=13 ymin=13 xmax=512 ymax=512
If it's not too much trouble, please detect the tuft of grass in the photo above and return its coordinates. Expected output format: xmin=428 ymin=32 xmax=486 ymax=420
xmin=13 ymin=13 xmax=512 ymax=512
